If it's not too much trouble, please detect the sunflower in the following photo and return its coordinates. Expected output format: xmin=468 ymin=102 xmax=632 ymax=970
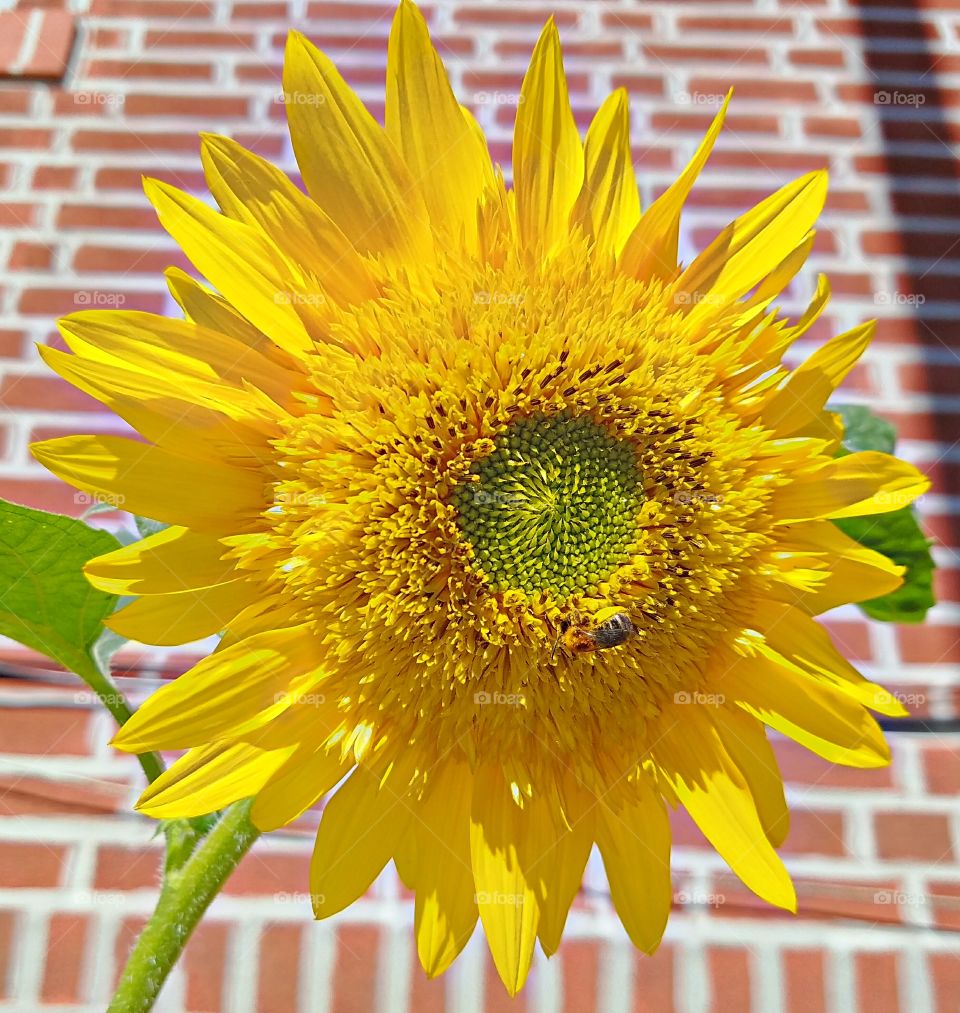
xmin=33 ymin=1 xmax=927 ymax=994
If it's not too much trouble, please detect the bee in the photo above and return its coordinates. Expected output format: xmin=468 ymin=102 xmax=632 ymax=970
xmin=551 ymin=606 xmax=635 ymax=661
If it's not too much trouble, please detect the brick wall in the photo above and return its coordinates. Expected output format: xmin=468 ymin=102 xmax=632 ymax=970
xmin=1 ymin=0 xmax=959 ymax=1010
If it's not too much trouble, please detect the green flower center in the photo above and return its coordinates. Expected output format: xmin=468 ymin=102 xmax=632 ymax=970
xmin=454 ymin=414 xmax=643 ymax=597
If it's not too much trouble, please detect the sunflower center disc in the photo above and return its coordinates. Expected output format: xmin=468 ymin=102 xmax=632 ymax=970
xmin=454 ymin=414 xmax=643 ymax=597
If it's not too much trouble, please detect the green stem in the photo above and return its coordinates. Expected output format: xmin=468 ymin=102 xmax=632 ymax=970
xmin=108 ymin=800 xmax=261 ymax=1013
xmin=74 ymin=655 xmax=165 ymax=784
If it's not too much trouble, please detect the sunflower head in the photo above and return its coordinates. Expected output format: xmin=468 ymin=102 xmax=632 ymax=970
xmin=33 ymin=0 xmax=928 ymax=994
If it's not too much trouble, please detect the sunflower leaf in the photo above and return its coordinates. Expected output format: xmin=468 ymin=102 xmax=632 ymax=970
xmin=0 ymin=498 xmax=122 ymax=673
xmin=831 ymin=404 xmax=935 ymax=623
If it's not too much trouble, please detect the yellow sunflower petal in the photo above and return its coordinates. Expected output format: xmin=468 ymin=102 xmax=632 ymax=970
xmin=412 ymin=762 xmax=478 ymax=977
xmin=251 ymin=738 xmax=351 ymax=832
xmin=678 ymin=170 xmax=828 ymax=320
xmin=712 ymin=706 xmax=789 ymax=848
xmin=200 ymin=133 xmax=379 ymax=309
xmin=536 ymin=807 xmax=593 ymax=957
xmin=283 ymin=30 xmax=432 ymax=264
xmin=596 ymin=773 xmax=672 ymax=953
xmin=619 ymin=90 xmax=730 ymax=282
xmin=311 ymin=764 xmax=413 ymax=918
xmin=772 ymin=451 xmax=929 ymax=522
xmin=112 ymin=626 xmax=320 ymax=751
xmin=513 ymin=18 xmax=584 ymax=254
xmin=776 ymin=520 xmax=905 ymax=613
xmin=721 ymin=653 xmax=891 ymax=767
xmin=570 ymin=88 xmax=640 ymax=256
xmin=31 ymin=435 xmax=265 ymax=532
xmin=104 ymin=579 xmax=258 ymax=647
xmin=470 ymin=765 xmax=541 ymax=996
xmin=386 ymin=1 xmax=489 ymax=249
xmin=144 ymin=178 xmax=316 ymax=356
xmin=654 ymin=704 xmax=796 ymax=911
xmin=85 ymin=525 xmax=233 ymax=595
xmin=746 ymin=601 xmax=907 ymax=717
xmin=761 ymin=322 xmax=875 ymax=436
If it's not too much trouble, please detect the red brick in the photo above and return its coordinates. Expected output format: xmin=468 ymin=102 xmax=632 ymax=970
xmin=332 ymin=925 xmax=380 ymax=1013
xmin=707 ymin=948 xmax=751 ymax=1010
xmin=0 ymin=775 xmax=125 ymax=816
xmin=563 ymin=940 xmax=599 ymax=1013
xmin=41 ymin=913 xmax=89 ymax=1004
xmin=1 ymin=373 xmax=104 ymax=412
xmin=10 ymin=241 xmax=54 ymax=271
xmin=22 ymin=11 xmax=76 ymax=78
xmin=0 ymin=842 xmax=67 ymax=887
xmin=819 ymin=17 xmax=941 ymax=41
xmin=0 ymin=14 xmax=28 ymax=77
xmin=184 ymin=920 xmax=229 ymax=1013
xmin=0 ymin=88 xmax=31 ymax=115
xmin=875 ymin=812 xmax=954 ymax=862
xmin=643 ymin=43 xmax=769 ymax=66
xmin=145 ymin=29 xmax=257 ymax=48
xmin=85 ymin=58 xmax=214 ymax=80
xmin=0 ymin=706 xmax=91 ymax=754
xmin=0 ymin=203 xmax=37 ymax=228
xmin=689 ymin=77 xmax=818 ymax=103
xmin=91 ymin=0 xmax=213 ymax=15
xmin=18 ymin=287 xmax=165 ymax=316
xmin=790 ymin=48 xmax=846 ymax=68
xmin=856 ymin=952 xmax=901 ymax=1013
xmin=94 ymin=845 xmax=162 ymax=891
xmin=257 ymin=923 xmax=302 ymax=1013
xmin=678 ymin=15 xmax=796 ymax=35
xmin=32 ymin=164 xmax=77 ymax=189
xmin=783 ymin=949 xmax=827 ymax=1013
xmin=780 ymin=809 xmax=846 ymax=857
xmin=930 ymin=952 xmax=960 ymax=1012
xmin=57 ymin=203 xmax=159 ymax=230
xmin=805 ymin=116 xmax=862 ymax=139
xmin=223 ymin=849 xmax=311 ymax=896
xmin=71 ymin=129 xmax=200 ymax=153
xmin=409 ymin=957 xmax=447 ymax=1013
xmin=122 ymin=94 xmax=250 ymax=118
xmin=775 ymin=738 xmax=895 ymax=790
xmin=928 ymin=881 xmax=960 ymax=932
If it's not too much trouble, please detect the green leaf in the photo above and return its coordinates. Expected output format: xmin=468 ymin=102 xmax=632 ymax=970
xmin=835 ymin=403 xmax=897 ymax=457
xmin=0 ymin=499 xmax=165 ymax=782
xmin=831 ymin=404 xmax=935 ymax=623
xmin=0 ymin=499 xmax=122 ymax=674
xmin=836 ymin=509 xmax=935 ymax=623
